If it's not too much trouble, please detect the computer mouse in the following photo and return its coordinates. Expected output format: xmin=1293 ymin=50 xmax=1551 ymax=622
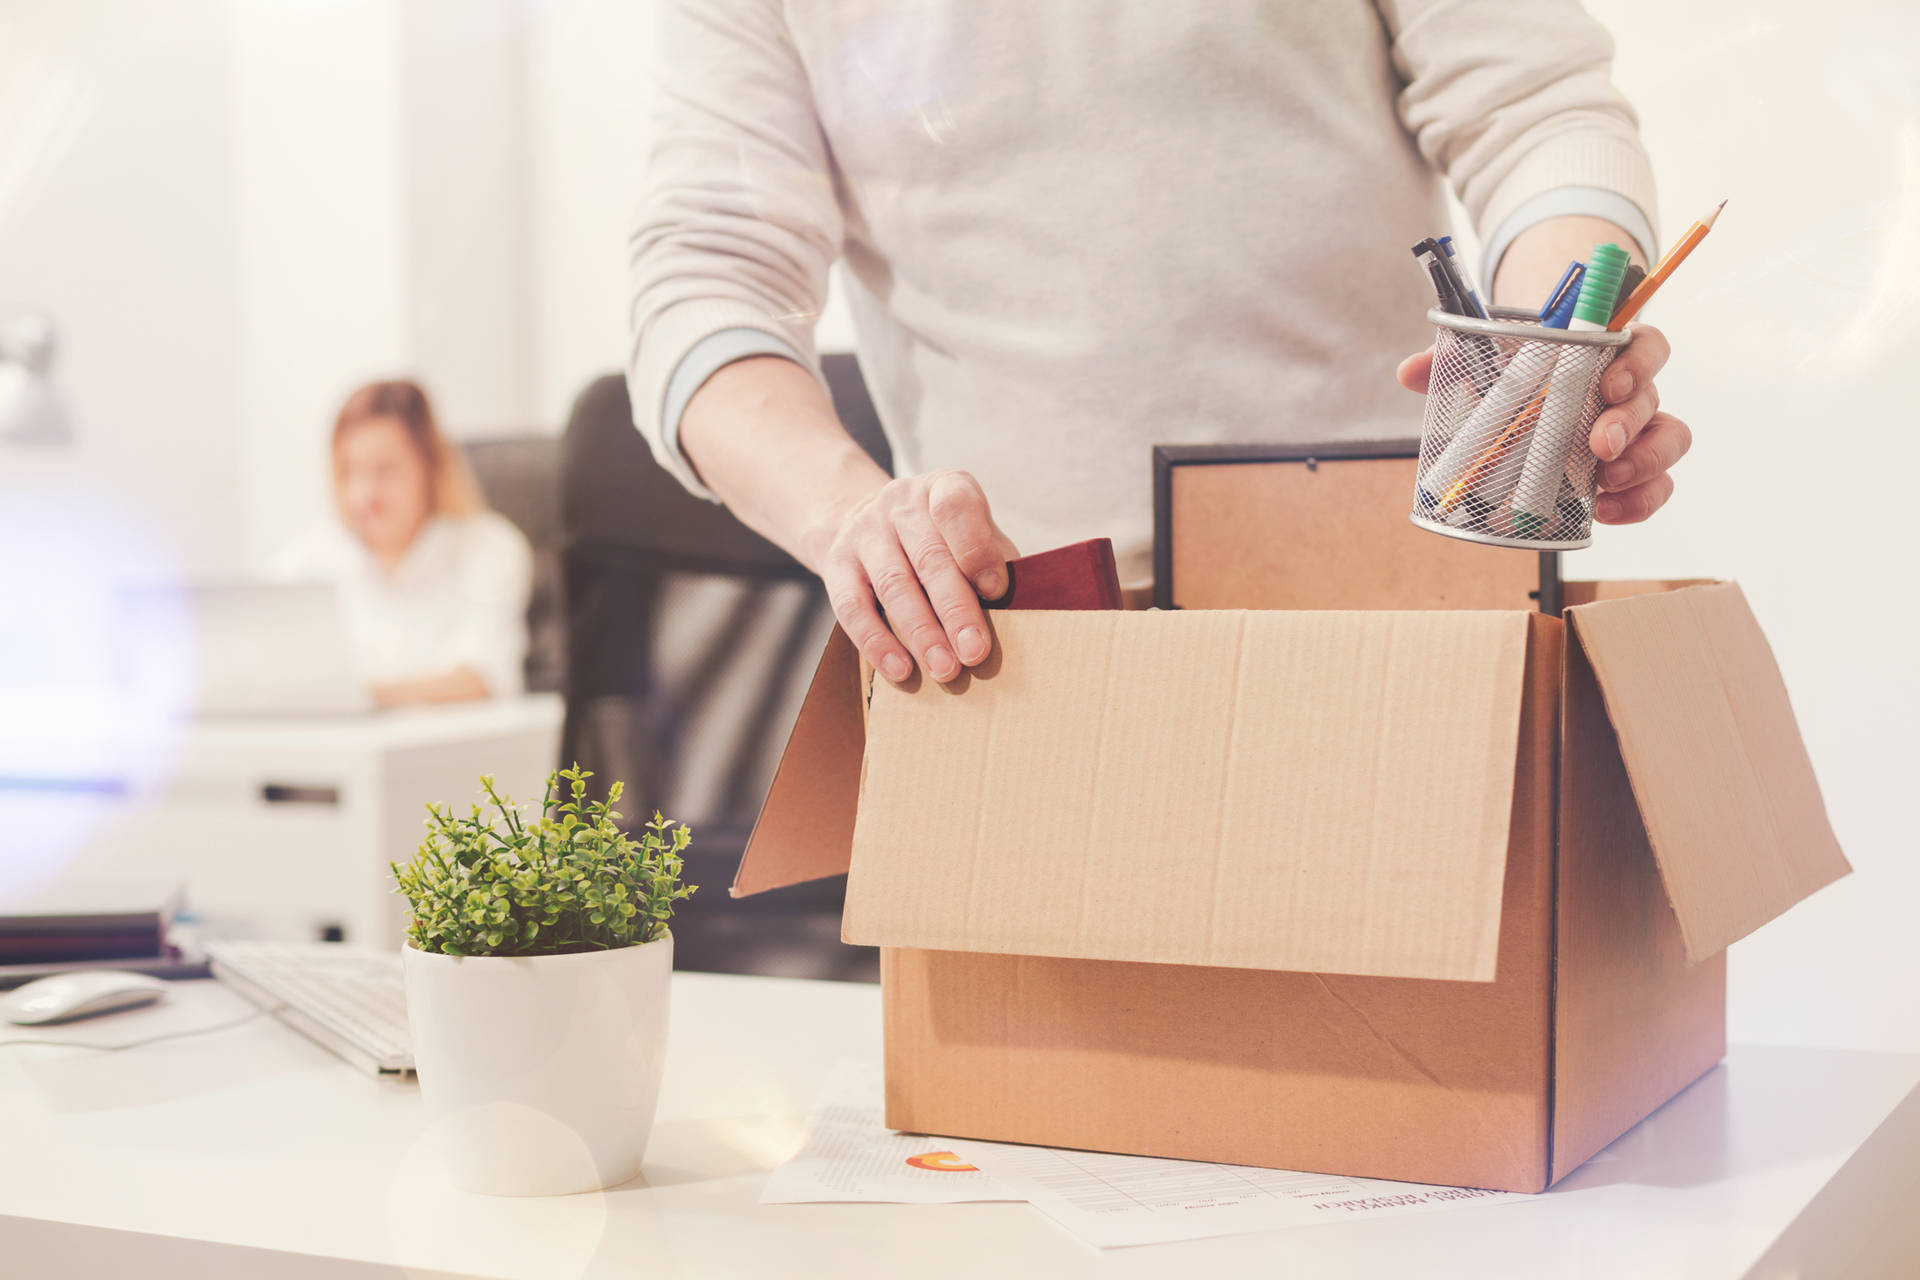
xmin=4 ymin=971 xmax=169 ymax=1025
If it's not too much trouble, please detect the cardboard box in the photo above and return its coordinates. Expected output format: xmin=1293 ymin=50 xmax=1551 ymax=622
xmin=734 ymin=582 xmax=1848 ymax=1191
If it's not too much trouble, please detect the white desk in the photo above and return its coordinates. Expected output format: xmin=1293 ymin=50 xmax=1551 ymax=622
xmin=9 ymin=696 xmax=563 ymax=946
xmin=2 ymin=973 xmax=1915 ymax=1279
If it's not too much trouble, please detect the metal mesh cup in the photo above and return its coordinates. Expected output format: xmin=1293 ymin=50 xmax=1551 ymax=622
xmin=1411 ymin=306 xmax=1631 ymax=550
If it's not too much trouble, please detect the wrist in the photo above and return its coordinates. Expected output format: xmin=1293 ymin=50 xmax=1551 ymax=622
xmin=795 ymin=448 xmax=888 ymax=574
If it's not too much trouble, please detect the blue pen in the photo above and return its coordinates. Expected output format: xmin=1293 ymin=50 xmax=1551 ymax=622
xmin=1542 ymin=275 xmax=1583 ymax=328
xmin=1437 ymin=236 xmax=1489 ymax=320
xmin=1538 ymin=261 xmax=1584 ymax=327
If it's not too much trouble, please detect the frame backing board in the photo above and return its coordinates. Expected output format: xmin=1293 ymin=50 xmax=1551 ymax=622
xmin=1152 ymin=442 xmax=1557 ymax=613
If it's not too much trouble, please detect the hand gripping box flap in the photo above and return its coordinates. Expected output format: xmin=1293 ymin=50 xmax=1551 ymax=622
xmin=731 ymin=539 xmax=1126 ymax=898
xmin=1565 ymin=582 xmax=1850 ymax=961
xmin=841 ymin=608 xmax=1535 ymax=982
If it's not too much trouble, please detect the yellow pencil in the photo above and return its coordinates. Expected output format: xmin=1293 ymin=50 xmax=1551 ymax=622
xmin=1607 ymin=200 xmax=1726 ymax=330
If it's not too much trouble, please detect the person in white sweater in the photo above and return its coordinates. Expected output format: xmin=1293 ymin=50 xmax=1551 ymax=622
xmin=629 ymin=1 xmax=1688 ymax=686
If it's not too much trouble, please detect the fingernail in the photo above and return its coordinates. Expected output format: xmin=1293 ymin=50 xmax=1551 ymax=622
xmin=1604 ymin=422 xmax=1627 ymax=459
xmin=1608 ymin=370 xmax=1635 ymax=401
xmin=927 ymin=645 xmax=958 ymax=680
xmin=977 ymin=569 xmax=1006 ymax=600
xmin=882 ymin=654 xmax=911 ymax=682
xmin=1595 ymin=496 xmax=1622 ymax=522
xmin=956 ymin=626 xmax=988 ymax=664
xmin=1604 ymin=458 xmax=1635 ymax=489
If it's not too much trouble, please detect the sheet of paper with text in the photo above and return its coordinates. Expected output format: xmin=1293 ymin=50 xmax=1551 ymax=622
xmin=760 ymin=1059 xmax=1016 ymax=1205
xmin=764 ymin=1060 xmax=1525 ymax=1248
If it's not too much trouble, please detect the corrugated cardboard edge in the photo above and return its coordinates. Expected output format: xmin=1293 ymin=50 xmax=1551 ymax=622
xmin=1564 ymin=582 xmax=1851 ymax=961
xmin=1560 ymin=579 xmax=1716 ymax=608
xmin=729 ymin=628 xmax=865 ymax=897
xmin=842 ymin=609 xmax=1531 ymax=982
xmin=1551 ymin=620 xmax=1726 ymax=1183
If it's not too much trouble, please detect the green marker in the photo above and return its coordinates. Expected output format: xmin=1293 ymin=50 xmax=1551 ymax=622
xmin=1511 ymin=243 xmax=1630 ymax=537
xmin=1567 ymin=243 xmax=1629 ymax=333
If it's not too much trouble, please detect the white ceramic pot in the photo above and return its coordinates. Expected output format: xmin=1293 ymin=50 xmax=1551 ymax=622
xmin=401 ymin=933 xmax=673 ymax=1196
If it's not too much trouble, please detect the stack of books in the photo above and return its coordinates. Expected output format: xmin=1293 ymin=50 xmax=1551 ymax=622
xmin=0 ymin=881 xmax=207 ymax=988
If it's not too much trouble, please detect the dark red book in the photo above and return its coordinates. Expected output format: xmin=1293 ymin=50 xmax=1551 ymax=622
xmin=989 ymin=538 xmax=1123 ymax=612
xmin=0 ymin=881 xmax=182 ymax=965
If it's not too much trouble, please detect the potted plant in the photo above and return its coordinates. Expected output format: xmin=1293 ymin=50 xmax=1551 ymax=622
xmin=392 ymin=766 xmax=695 ymax=1196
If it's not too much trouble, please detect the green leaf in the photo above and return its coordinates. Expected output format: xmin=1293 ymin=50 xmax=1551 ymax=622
xmin=390 ymin=766 xmax=696 ymax=957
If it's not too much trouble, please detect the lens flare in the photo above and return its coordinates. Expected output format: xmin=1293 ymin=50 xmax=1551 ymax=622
xmin=0 ymin=483 xmax=194 ymax=907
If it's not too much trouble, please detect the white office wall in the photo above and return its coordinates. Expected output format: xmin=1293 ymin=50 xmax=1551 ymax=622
xmin=233 ymin=0 xmax=537 ymax=568
xmin=0 ymin=1 xmax=539 ymax=574
xmin=1578 ymin=1 xmax=1920 ymax=1051
xmin=229 ymin=0 xmax=411 ymax=572
xmin=523 ymin=0 xmax=652 ymax=431
xmin=0 ymin=0 xmax=242 ymax=575
xmin=400 ymin=0 xmax=535 ymax=437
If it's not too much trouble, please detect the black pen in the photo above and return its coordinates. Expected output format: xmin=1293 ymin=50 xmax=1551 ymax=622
xmin=1413 ymin=239 xmax=1495 ymax=393
xmin=1412 ymin=240 xmax=1465 ymax=314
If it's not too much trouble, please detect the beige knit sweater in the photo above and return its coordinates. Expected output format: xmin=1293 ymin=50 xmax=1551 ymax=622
xmin=629 ymin=0 xmax=1657 ymax=583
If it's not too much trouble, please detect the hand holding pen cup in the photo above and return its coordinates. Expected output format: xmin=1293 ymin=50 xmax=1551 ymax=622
xmin=1397 ymin=203 xmax=1723 ymax=542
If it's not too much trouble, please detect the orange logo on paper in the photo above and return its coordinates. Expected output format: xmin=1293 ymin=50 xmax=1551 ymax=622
xmin=905 ymin=1151 xmax=978 ymax=1173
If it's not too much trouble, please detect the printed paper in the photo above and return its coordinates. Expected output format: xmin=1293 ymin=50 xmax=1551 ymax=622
xmin=946 ymin=1137 xmax=1522 ymax=1248
xmin=764 ymin=1059 xmax=1524 ymax=1249
xmin=760 ymin=1059 xmax=1016 ymax=1204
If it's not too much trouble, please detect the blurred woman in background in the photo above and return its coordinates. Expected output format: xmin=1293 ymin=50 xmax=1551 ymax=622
xmin=276 ymin=379 xmax=532 ymax=707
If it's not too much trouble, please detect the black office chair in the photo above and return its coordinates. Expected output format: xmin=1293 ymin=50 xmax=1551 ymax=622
xmin=558 ymin=355 xmax=889 ymax=982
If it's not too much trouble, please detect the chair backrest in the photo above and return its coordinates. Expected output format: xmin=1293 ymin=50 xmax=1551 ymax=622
xmin=463 ymin=436 xmax=565 ymax=693
xmin=558 ymin=354 xmax=891 ymax=840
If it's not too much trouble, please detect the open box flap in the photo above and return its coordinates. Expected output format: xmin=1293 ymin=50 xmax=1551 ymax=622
xmin=731 ymin=539 xmax=1127 ymax=898
xmin=729 ymin=628 xmax=865 ymax=897
xmin=1566 ymin=582 xmax=1850 ymax=961
xmin=841 ymin=608 xmax=1535 ymax=982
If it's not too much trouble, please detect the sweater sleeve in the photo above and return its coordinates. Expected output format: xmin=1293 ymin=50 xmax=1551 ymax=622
xmin=1375 ymin=0 xmax=1659 ymax=277
xmin=627 ymin=0 xmax=842 ymax=501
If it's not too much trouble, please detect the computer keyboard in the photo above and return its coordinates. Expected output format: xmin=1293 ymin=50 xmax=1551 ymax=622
xmin=207 ymin=941 xmax=414 ymax=1077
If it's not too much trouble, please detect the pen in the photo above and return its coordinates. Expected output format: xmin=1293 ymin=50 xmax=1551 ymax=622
xmin=1538 ymin=261 xmax=1584 ymax=327
xmin=1437 ymin=236 xmax=1490 ymax=320
xmin=1608 ymin=200 xmax=1726 ymax=330
xmin=1608 ymin=265 xmax=1647 ymax=325
xmin=1541 ymin=273 xmax=1583 ymax=329
xmin=1414 ymin=237 xmax=1503 ymax=394
xmin=1511 ymin=242 xmax=1630 ymax=534
xmin=1412 ymin=240 xmax=1464 ymax=314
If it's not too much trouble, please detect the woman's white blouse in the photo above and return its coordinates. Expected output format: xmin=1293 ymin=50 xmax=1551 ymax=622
xmin=273 ymin=512 xmax=534 ymax=697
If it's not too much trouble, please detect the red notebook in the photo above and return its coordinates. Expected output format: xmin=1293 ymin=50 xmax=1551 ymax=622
xmin=989 ymin=538 xmax=1123 ymax=612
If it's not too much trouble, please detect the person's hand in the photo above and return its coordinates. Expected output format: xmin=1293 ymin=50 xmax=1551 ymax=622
xmin=806 ymin=470 xmax=1019 ymax=685
xmin=1395 ymin=321 xmax=1691 ymax=524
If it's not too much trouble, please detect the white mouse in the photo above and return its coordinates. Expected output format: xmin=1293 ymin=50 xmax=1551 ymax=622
xmin=5 ymin=971 xmax=169 ymax=1025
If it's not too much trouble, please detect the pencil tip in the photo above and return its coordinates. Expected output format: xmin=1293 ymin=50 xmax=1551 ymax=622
xmin=1705 ymin=199 xmax=1727 ymax=226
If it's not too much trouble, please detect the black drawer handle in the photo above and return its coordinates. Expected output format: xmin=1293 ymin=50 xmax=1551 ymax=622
xmin=260 ymin=784 xmax=341 ymax=806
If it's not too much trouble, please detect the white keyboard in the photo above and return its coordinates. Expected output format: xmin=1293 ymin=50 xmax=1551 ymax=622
xmin=207 ymin=941 xmax=414 ymax=1077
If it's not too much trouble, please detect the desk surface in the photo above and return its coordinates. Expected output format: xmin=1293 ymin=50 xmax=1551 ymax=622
xmin=3 ymin=974 xmax=1915 ymax=1280
xmin=15 ymin=694 xmax=565 ymax=789
xmin=176 ymin=693 xmax=566 ymax=752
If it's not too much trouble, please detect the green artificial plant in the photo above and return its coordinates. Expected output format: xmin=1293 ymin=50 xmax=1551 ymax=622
xmin=392 ymin=766 xmax=695 ymax=957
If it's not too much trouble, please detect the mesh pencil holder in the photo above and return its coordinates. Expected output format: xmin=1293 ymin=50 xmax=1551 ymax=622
xmin=1411 ymin=306 xmax=1631 ymax=551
